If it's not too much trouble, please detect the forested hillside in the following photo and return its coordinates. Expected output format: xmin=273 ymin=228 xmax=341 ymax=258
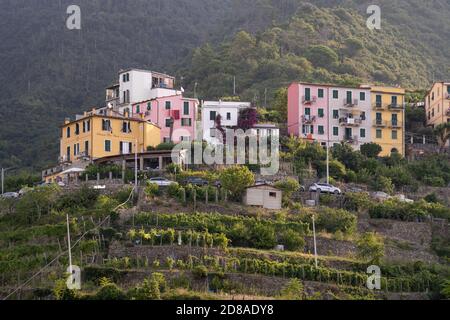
xmin=0 ymin=0 xmax=449 ymax=170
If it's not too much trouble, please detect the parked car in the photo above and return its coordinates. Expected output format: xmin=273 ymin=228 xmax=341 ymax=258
xmin=184 ymin=177 xmax=209 ymax=186
xmin=1 ymin=192 xmax=19 ymax=199
xmin=309 ymin=183 xmax=341 ymax=194
xmin=299 ymin=185 xmax=306 ymax=192
xmin=149 ymin=177 xmax=176 ymax=187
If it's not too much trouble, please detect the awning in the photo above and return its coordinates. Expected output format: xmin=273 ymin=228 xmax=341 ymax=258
xmin=60 ymin=167 xmax=85 ymax=175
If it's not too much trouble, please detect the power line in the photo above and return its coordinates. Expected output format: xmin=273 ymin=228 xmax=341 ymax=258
xmin=2 ymin=186 xmax=136 ymax=300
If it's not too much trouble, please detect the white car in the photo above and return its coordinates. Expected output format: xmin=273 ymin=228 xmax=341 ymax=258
xmin=309 ymin=183 xmax=342 ymax=194
xmin=149 ymin=177 xmax=176 ymax=187
xmin=1 ymin=192 xmax=19 ymax=199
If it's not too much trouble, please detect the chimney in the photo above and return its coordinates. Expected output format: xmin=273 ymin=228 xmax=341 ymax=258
xmin=140 ymin=113 xmax=145 ymax=120
xmin=124 ymin=109 xmax=129 ymax=118
xmin=64 ymin=118 xmax=70 ymax=124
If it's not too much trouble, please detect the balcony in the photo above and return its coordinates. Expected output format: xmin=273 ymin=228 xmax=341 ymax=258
xmin=373 ymin=102 xmax=384 ymax=110
xmin=339 ymin=117 xmax=363 ymax=126
xmin=343 ymin=98 xmax=359 ymax=107
xmin=388 ymin=103 xmax=404 ymax=111
xmin=446 ymin=109 xmax=450 ymax=116
xmin=302 ymin=115 xmax=316 ymax=124
xmin=302 ymin=96 xmax=317 ymax=105
xmin=374 ymin=120 xmax=387 ymax=127
xmin=389 ymin=121 xmax=402 ymax=128
xmin=445 ymin=93 xmax=450 ymax=100
xmin=344 ymin=135 xmax=359 ymax=145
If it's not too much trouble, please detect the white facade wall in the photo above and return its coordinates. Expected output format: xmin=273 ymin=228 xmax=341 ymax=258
xmin=327 ymin=87 xmax=372 ymax=150
xmin=201 ymin=101 xmax=251 ymax=145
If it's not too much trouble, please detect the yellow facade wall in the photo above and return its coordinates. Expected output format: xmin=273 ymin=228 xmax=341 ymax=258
xmin=370 ymin=86 xmax=405 ymax=157
xmin=60 ymin=114 xmax=160 ymax=162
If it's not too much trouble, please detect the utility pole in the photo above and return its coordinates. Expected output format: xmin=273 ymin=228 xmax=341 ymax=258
xmin=233 ymin=76 xmax=236 ymax=96
xmin=326 ymin=142 xmax=330 ymax=184
xmin=312 ymin=214 xmax=318 ymax=268
xmin=66 ymin=214 xmax=73 ymax=276
xmin=134 ymin=139 xmax=138 ymax=188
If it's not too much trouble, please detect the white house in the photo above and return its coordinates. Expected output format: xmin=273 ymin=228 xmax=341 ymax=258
xmin=250 ymin=123 xmax=280 ymax=141
xmin=201 ymin=100 xmax=252 ymax=145
xmin=243 ymin=184 xmax=282 ymax=210
xmin=106 ymin=68 xmax=182 ymax=114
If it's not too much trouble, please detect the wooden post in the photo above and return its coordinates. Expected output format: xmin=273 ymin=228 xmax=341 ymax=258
xmin=85 ymin=174 xmax=88 ymax=182
xmin=193 ymin=188 xmax=197 ymax=211
xmin=97 ymin=173 xmax=100 ymax=185
xmin=215 ymin=189 xmax=218 ymax=203
xmin=122 ymin=159 xmax=126 ymax=184
xmin=205 ymin=187 xmax=208 ymax=205
xmin=183 ymin=188 xmax=186 ymax=204
xmin=109 ymin=171 xmax=113 ymax=181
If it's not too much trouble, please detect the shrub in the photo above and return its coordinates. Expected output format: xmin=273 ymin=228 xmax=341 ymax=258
xmin=145 ymin=182 xmax=160 ymax=197
xmin=248 ymin=222 xmax=277 ymax=249
xmin=371 ymin=176 xmax=394 ymax=194
xmin=313 ymin=207 xmax=357 ymax=234
xmin=280 ymin=229 xmax=305 ymax=251
xmin=275 ymin=178 xmax=300 ymax=206
xmin=192 ymin=265 xmax=208 ymax=278
xmin=280 ymin=278 xmax=304 ymax=300
xmin=166 ymin=163 xmax=182 ymax=174
xmin=95 ymin=283 xmax=126 ymax=300
xmin=357 ymin=232 xmax=385 ymax=264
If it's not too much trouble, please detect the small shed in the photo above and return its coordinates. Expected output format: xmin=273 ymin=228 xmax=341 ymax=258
xmin=243 ymin=184 xmax=282 ymax=210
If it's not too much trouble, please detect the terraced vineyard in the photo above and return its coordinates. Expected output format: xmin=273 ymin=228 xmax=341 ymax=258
xmin=1 ymin=183 xmax=448 ymax=300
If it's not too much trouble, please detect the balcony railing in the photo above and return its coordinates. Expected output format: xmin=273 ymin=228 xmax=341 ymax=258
xmin=445 ymin=93 xmax=450 ymax=100
xmin=344 ymin=135 xmax=359 ymax=144
xmin=302 ymin=115 xmax=317 ymax=123
xmin=388 ymin=103 xmax=404 ymax=110
xmin=339 ymin=117 xmax=363 ymax=126
xmin=389 ymin=121 xmax=402 ymax=128
xmin=374 ymin=120 xmax=387 ymax=127
xmin=343 ymin=98 xmax=359 ymax=107
xmin=302 ymin=96 xmax=317 ymax=105
xmin=374 ymin=102 xmax=383 ymax=109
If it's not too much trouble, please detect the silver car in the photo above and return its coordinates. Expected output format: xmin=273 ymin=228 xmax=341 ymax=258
xmin=309 ymin=183 xmax=341 ymax=194
xmin=149 ymin=177 xmax=176 ymax=187
xmin=1 ymin=192 xmax=19 ymax=199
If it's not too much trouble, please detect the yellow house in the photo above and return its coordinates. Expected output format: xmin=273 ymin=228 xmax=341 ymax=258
xmin=425 ymin=82 xmax=450 ymax=128
xmin=368 ymin=86 xmax=406 ymax=156
xmin=60 ymin=108 xmax=161 ymax=163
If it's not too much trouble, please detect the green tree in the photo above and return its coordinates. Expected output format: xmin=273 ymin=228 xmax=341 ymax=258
xmin=219 ymin=165 xmax=255 ymax=200
xmin=305 ymin=45 xmax=338 ymax=68
xmin=357 ymin=232 xmax=385 ymax=263
xmin=360 ymin=143 xmax=382 ymax=158
xmin=275 ymin=177 xmax=300 ymax=206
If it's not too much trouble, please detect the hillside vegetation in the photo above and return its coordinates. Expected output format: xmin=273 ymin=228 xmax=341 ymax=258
xmin=0 ymin=0 xmax=449 ymax=168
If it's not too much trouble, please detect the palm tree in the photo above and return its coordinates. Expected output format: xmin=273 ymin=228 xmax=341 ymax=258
xmin=434 ymin=123 xmax=450 ymax=153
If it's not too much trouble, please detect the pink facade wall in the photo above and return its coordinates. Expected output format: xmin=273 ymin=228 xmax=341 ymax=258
xmin=288 ymin=83 xmax=329 ymax=144
xmin=287 ymin=83 xmax=300 ymax=136
xmin=132 ymin=95 xmax=197 ymax=143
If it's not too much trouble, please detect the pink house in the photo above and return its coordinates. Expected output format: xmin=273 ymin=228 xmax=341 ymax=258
xmin=288 ymin=82 xmax=330 ymax=146
xmin=132 ymin=94 xmax=198 ymax=144
xmin=288 ymin=82 xmax=372 ymax=150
